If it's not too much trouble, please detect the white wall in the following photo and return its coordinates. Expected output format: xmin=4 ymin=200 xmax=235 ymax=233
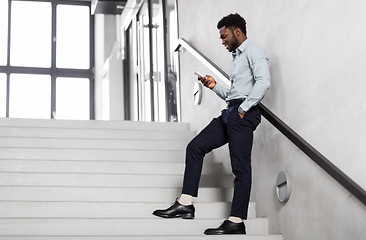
xmin=101 ymin=58 xmax=124 ymax=120
xmin=94 ymin=14 xmax=104 ymax=120
xmin=177 ymin=0 xmax=366 ymax=239
xmin=94 ymin=15 xmax=125 ymax=120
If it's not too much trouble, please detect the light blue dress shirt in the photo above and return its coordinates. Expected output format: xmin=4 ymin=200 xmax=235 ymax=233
xmin=212 ymin=39 xmax=271 ymax=112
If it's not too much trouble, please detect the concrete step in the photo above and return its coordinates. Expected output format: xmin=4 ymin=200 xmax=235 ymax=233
xmin=0 ymin=218 xmax=270 ymax=235
xmin=0 ymin=118 xmax=191 ymax=131
xmin=0 ymin=172 xmax=233 ymax=188
xmin=0 ymin=137 xmax=188 ymax=151
xmin=0 ymin=201 xmax=256 ymax=219
xmin=0 ymin=236 xmax=283 ymax=240
xmin=0 ymin=148 xmax=187 ymax=162
xmin=0 ymin=119 xmax=281 ymax=239
xmin=0 ymin=186 xmax=234 ymax=203
xmin=0 ymin=126 xmax=196 ymax=140
xmin=0 ymin=160 xmax=222 ymax=175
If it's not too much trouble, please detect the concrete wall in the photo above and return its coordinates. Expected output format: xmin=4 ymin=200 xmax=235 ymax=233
xmin=177 ymin=0 xmax=366 ymax=239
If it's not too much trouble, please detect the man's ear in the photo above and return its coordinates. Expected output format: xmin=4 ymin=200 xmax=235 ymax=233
xmin=235 ymin=28 xmax=241 ymax=37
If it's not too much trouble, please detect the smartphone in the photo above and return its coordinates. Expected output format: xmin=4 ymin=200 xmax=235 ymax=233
xmin=194 ymin=71 xmax=203 ymax=78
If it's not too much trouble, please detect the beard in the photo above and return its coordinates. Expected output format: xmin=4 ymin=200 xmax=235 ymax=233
xmin=226 ymin=33 xmax=239 ymax=52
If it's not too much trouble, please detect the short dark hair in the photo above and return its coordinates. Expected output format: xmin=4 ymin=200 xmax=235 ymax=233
xmin=217 ymin=13 xmax=247 ymax=36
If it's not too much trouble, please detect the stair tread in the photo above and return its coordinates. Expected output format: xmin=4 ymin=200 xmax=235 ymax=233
xmin=0 ymin=186 xmax=234 ymax=202
xmin=0 ymin=148 xmax=187 ymax=162
xmin=0 ymin=118 xmax=190 ymax=131
xmin=0 ymin=160 xmax=222 ymax=175
xmin=0 ymin=218 xmax=269 ymax=235
xmin=0 ymin=201 xmax=256 ymax=219
xmin=0 ymin=137 xmax=188 ymax=151
xmin=0 ymin=127 xmax=196 ymax=140
xmin=0 ymin=172 xmax=233 ymax=188
xmin=0 ymin=235 xmax=283 ymax=240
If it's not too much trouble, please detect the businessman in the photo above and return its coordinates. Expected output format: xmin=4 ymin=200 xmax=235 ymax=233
xmin=153 ymin=13 xmax=271 ymax=235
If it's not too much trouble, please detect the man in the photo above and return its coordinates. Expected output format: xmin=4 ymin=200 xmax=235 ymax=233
xmin=153 ymin=13 xmax=271 ymax=235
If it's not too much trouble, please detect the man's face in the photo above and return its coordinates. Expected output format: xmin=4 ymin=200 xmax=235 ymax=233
xmin=219 ymin=26 xmax=239 ymax=52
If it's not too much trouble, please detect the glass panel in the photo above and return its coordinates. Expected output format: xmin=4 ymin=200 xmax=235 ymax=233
xmin=10 ymin=1 xmax=51 ymax=67
xmin=137 ymin=2 xmax=151 ymax=121
xmin=0 ymin=74 xmax=6 ymax=117
xmin=144 ymin=79 xmax=151 ymax=121
xmin=0 ymin=0 xmax=8 ymax=65
xmin=165 ymin=0 xmax=179 ymax=122
xmin=152 ymin=0 xmax=166 ymax=122
xmin=57 ymin=5 xmax=90 ymax=69
xmin=56 ymin=77 xmax=89 ymax=120
xmin=9 ymin=74 xmax=51 ymax=119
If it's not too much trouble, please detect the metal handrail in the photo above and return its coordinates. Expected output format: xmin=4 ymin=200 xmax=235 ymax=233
xmin=176 ymin=38 xmax=366 ymax=205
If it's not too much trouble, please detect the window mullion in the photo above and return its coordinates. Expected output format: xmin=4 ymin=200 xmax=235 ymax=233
xmin=6 ymin=0 xmax=12 ymax=117
xmin=51 ymin=1 xmax=57 ymax=118
xmin=89 ymin=13 xmax=95 ymax=119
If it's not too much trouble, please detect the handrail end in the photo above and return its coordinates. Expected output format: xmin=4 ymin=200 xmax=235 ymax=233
xmin=174 ymin=43 xmax=182 ymax=52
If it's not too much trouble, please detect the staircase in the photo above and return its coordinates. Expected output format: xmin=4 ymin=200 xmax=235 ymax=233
xmin=0 ymin=118 xmax=282 ymax=239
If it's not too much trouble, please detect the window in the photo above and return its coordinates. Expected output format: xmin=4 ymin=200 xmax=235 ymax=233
xmin=56 ymin=5 xmax=90 ymax=69
xmin=0 ymin=0 xmax=94 ymax=120
xmin=0 ymin=74 xmax=6 ymax=117
xmin=9 ymin=74 xmax=51 ymax=119
xmin=10 ymin=1 xmax=51 ymax=67
xmin=56 ymin=77 xmax=90 ymax=120
xmin=0 ymin=1 xmax=8 ymax=66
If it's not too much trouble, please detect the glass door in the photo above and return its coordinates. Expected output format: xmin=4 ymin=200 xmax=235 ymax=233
xmin=136 ymin=0 xmax=166 ymax=122
xmin=128 ymin=0 xmax=179 ymax=122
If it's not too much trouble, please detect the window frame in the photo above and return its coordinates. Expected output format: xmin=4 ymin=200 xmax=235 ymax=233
xmin=0 ymin=0 xmax=95 ymax=119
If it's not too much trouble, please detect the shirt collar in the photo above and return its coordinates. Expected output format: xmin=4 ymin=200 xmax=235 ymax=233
xmin=232 ymin=39 xmax=250 ymax=59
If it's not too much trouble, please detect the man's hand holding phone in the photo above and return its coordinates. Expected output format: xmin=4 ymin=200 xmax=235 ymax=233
xmin=194 ymin=71 xmax=216 ymax=89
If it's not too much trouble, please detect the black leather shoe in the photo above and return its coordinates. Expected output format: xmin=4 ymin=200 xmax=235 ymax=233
xmin=152 ymin=200 xmax=195 ymax=219
xmin=204 ymin=220 xmax=246 ymax=235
